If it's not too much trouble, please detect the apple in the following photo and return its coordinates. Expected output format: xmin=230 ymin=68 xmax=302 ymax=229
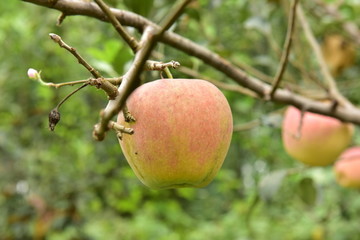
xmin=334 ymin=147 xmax=360 ymax=188
xmin=117 ymin=79 xmax=233 ymax=189
xmin=282 ymin=106 xmax=354 ymax=166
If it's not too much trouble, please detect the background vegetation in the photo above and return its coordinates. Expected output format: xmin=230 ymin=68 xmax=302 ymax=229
xmin=1 ymin=0 xmax=360 ymax=239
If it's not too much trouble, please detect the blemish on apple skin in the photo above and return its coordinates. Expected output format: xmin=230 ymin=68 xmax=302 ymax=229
xmin=135 ymin=152 xmax=138 ymax=155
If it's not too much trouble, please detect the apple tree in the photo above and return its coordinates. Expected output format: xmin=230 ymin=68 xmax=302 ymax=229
xmin=1 ymin=0 xmax=360 ymax=239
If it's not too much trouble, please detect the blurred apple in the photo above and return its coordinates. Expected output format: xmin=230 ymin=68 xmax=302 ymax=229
xmin=321 ymin=34 xmax=355 ymax=77
xmin=282 ymin=106 xmax=353 ymax=166
xmin=334 ymin=147 xmax=360 ymax=189
xmin=117 ymin=79 xmax=233 ymax=189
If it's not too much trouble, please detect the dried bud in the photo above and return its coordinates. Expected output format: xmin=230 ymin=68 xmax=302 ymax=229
xmin=27 ymin=68 xmax=40 ymax=80
xmin=49 ymin=108 xmax=61 ymax=131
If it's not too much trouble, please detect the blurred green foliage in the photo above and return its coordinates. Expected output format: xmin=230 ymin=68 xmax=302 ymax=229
xmin=1 ymin=0 xmax=360 ymax=239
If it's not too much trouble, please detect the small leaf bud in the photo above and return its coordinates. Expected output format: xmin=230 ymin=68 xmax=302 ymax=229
xmin=27 ymin=68 xmax=40 ymax=80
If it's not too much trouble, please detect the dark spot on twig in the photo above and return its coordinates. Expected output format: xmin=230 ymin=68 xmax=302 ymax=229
xmin=330 ymin=99 xmax=339 ymax=112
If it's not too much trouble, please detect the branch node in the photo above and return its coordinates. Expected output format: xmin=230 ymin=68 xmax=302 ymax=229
xmin=92 ymin=123 xmax=106 ymax=141
xmin=123 ymin=105 xmax=136 ymax=122
xmin=330 ymin=100 xmax=339 ymax=113
xmin=145 ymin=60 xmax=181 ymax=71
xmin=57 ymin=12 xmax=67 ymax=26
xmin=89 ymin=78 xmax=102 ymax=89
xmin=109 ymin=121 xmax=134 ymax=139
xmin=49 ymin=33 xmax=61 ymax=43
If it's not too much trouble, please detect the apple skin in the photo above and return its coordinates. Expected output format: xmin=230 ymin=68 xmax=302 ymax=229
xmin=334 ymin=147 xmax=360 ymax=188
xmin=117 ymin=79 xmax=233 ymax=189
xmin=282 ymin=106 xmax=354 ymax=166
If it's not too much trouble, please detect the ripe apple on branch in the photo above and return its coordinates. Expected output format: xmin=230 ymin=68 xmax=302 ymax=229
xmin=282 ymin=106 xmax=354 ymax=166
xmin=117 ymin=79 xmax=233 ymax=189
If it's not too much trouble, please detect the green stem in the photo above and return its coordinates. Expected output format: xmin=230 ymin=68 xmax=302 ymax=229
xmin=164 ymin=67 xmax=173 ymax=79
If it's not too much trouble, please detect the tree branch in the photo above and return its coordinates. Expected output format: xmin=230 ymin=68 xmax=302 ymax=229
xmin=178 ymin=66 xmax=258 ymax=98
xmin=92 ymin=27 xmax=155 ymax=141
xmin=21 ymin=0 xmax=360 ymax=125
xmin=158 ymin=0 xmax=193 ymax=36
xmin=269 ymin=0 xmax=299 ymax=99
xmin=92 ymin=0 xmax=192 ymax=140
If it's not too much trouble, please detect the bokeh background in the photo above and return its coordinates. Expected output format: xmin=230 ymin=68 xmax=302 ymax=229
xmin=1 ymin=0 xmax=360 ymax=239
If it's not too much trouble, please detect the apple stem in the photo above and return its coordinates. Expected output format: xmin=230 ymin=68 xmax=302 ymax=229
xmin=163 ymin=67 xmax=173 ymax=79
xmin=295 ymin=109 xmax=306 ymax=139
xmin=282 ymin=107 xmax=306 ymax=140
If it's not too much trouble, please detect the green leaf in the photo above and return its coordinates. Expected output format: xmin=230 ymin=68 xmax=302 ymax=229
xmin=296 ymin=177 xmax=317 ymax=207
xmin=87 ymin=39 xmax=122 ymax=63
xmin=123 ymin=0 xmax=154 ymax=17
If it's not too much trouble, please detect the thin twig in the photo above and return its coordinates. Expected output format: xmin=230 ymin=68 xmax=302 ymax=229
xmin=158 ymin=0 xmax=193 ymax=36
xmin=93 ymin=0 xmax=139 ymax=53
xmin=232 ymin=58 xmax=274 ymax=84
xmin=49 ymin=33 xmax=101 ymax=78
xmin=263 ymin=23 xmax=326 ymax=90
xmin=48 ymin=83 xmax=88 ymax=131
xmin=179 ymin=66 xmax=259 ymax=98
xmin=282 ymin=106 xmax=306 ymax=140
xmin=56 ymin=84 xmax=88 ymax=109
xmin=296 ymin=108 xmax=305 ymax=139
xmin=35 ymin=77 xmax=122 ymax=88
xmin=233 ymin=120 xmax=261 ymax=132
xmin=49 ymin=33 xmax=119 ymax=99
xmin=314 ymin=0 xmax=360 ymax=45
xmin=122 ymin=105 xmax=136 ymax=122
xmin=297 ymin=5 xmax=352 ymax=109
xmin=57 ymin=12 xmax=66 ymax=26
xmin=45 ymin=79 xmax=89 ymax=88
xmin=269 ymin=0 xmax=299 ymax=99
